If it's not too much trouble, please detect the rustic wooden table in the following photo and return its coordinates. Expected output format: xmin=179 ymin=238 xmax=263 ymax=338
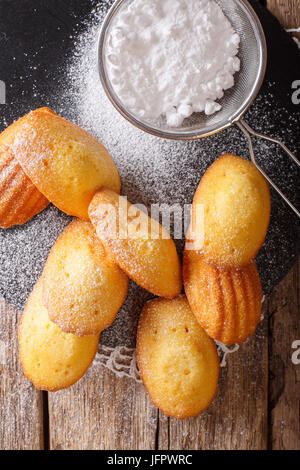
xmin=0 ymin=0 xmax=299 ymax=450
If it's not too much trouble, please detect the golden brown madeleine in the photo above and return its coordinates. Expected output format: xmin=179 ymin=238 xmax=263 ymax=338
xmin=191 ymin=154 xmax=270 ymax=267
xmin=0 ymin=116 xmax=49 ymax=228
xmin=88 ymin=188 xmax=182 ymax=299
xmin=42 ymin=219 xmax=129 ymax=336
xmin=183 ymin=249 xmax=262 ymax=345
xmin=18 ymin=279 xmax=99 ymax=391
xmin=11 ymin=107 xmax=121 ymax=219
xmin=137 ymin=295 xmax=220 ymax=419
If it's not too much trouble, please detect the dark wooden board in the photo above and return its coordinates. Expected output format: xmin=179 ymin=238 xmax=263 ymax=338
xmin=0 ymin=299 xmax=44 ymax=450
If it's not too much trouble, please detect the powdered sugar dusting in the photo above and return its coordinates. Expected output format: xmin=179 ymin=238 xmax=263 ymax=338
xmin=0 ymin=2 xmax=299 ymax=357
xmin=105 ymin=0 xmax=240 ymax=125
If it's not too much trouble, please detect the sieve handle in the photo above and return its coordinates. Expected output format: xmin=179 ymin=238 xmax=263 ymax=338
xmin=236 ymin=119 xmax=300 ymax=218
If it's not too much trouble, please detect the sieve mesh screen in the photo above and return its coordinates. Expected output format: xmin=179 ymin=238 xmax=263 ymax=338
xmin=99 ymin=0 xmax=267 ymax=139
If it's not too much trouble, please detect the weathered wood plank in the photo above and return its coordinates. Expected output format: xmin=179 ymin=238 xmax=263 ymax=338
xmin=158 ymin=315 xmax=269 ymax=450
xmin=48 ymin=361 xmax=158 ymax=450
xmin=266 ymin=0 xmax=300 ymax=451
xmin=267 ymin=0 xmax=300 ymax=40
xmin=0 ymin=0 xmax=298 ymax=451
xmin=43 ymin=0 xmax=300 ymax=450
xmin=268 ymin=262 xmax=300 ymax=450
xmin=0 ymin=298 xmax=44 ymax=450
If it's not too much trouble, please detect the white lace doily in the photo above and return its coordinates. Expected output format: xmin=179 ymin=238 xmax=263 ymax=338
xmin=95 ymin=341 xmax=241 ymax=383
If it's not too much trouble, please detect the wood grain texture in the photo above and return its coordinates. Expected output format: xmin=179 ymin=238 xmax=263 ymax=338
xmin=267 ymin=0 xmax=300 ymax=40
xmin=158 ymin=315 xmax=268 ymax=450
xmin=0 ymin=298 xmax=44 ymax=450
xmin=48 ymin=0 xmax=300 ymax=449
xmin=265 ymin=2 xmax=300 ymax=451
xmin=48 ymin=363 xmax=158 ymax=450
xmin=268 ymin=262 xmax=300 ymax=450
xmin=48 ymin=361 xmax=158 ymax=450
xmin=0 ymin=0 xmax=299 ymax=451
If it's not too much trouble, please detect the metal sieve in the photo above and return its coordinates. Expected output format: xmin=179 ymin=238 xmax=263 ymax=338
xmin=98 ymin=0 xmax=299 ymax=216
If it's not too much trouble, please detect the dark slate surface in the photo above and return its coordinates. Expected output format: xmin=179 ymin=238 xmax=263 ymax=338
xmin=0 ymin=0 xmax=299 ymax=324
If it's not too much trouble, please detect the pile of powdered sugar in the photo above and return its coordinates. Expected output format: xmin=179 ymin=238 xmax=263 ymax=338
xmin=105 ymin=0 xmax=240 ymax=126
xmin=57 ymin=4 xmax=299 ymax=349
xmin=0 ymin=1 xmax=299 ymax=354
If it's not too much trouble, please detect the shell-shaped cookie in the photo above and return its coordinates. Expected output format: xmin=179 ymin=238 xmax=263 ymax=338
xmin=191 ymin=154 xmax=270 ymax=267
xmin=88 ymin=188 xmax=182 ymax=299
xmin=11 ymin=107 xmax=121 ymax=219
xmin=42 ymin=219 xmax=129 ymax=336
xmin=183 ymin=249 xmax=262 ymax=345
xmin=0 ymin=122 xmax=49 ymax=229
xmin=137 ymin=295 xmax=220 ymax=419
xmin=18 ymin=279 xmax=99 ymax=391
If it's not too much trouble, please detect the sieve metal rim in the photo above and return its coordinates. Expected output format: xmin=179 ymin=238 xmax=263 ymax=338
xmin=97 ymin=0 xmax=299 ymax=217
xmin=97 ymin=0 xmax=267 ymax=140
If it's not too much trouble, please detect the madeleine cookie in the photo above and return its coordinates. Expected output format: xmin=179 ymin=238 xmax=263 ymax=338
xmin=42 ymin=219 xmax=129 ymax=336
xmin=137 ymin=295 xmax=220 ymax=419
xmin=88 ymin=189 xmax=182 ymax=299
xmin=18 ymin=279 xmax=99 ymax=391
xmin=0 ymin=117 xmax=48 ymax=228
xmin=11 ymin=107 xmax=121 ymax=219
xmin=191 ymin=154 xmax=270 ymax=267
xmin=183 ymin=249 xmax=262 ymax=345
